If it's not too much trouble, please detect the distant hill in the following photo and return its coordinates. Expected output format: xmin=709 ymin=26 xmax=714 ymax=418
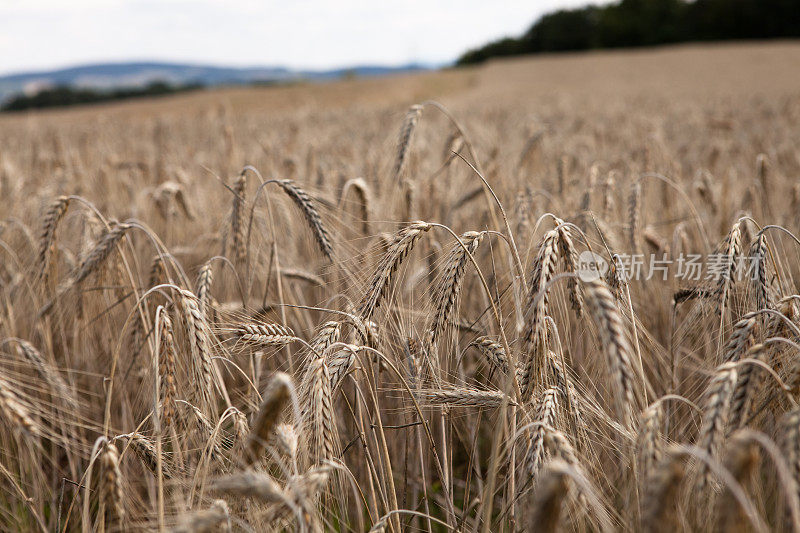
xmin=0 ymin=61 xmax=429 ymax=103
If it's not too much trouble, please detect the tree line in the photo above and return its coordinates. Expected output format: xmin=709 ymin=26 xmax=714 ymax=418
xmin=1 ymin=81 xmax=205 ymax=112
xmin=457 ymin=0 xmax=799 ymax=65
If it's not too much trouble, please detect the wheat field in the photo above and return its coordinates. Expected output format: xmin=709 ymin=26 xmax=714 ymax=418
xmin=1 ymin=41 xmax=800 ymax=531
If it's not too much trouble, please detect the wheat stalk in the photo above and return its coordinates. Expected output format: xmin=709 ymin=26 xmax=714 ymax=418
xmin=780 ymin=407 xmax=800 ymax=517
xmin=404 ymin=336 xmax=422 ymax=386
xmin=179 ymin=289 xmax=217 ymax=416
xmin=275 ymin=423 xmax=299 ymax=459
xmin=98 ymin=439 xmax=125 ymax=528
xmin=392 ymin=104 xmax=423 ymax=181
xmin=300 ymin=345 xmax=337 ymax=465
xmin=416 ymin=387 xmax=516 ymax=408
xmin=279 ymin=267 xmax=326 ymax=287
xmin=602 ymin=171 xmax=616 ymax=218
xmin=274 ymin=179 xmax=334 ymax=261
xmin=356 ymin=221 xmax=431 ymax=320
xmin=157 ymin=310 xmax=178 ymax=429
xmin=339 ymin=177 xmax=371 ymax=234
xmin=555 ymin=220 xmax=584 ymax=318
xmin=231 ymin=406 xmax=250 ymax=444
xmin=714 ymin=432 xmax=759 ymax=533
xmin=211 ymin=471 xmax=286 ymax=502
xmin=542 ymin=426 xmax=598 ymax=512
xmin=471 ymin=336 xmax=509 ymax=375
xmin=0 ymin=378 xmax=39 ymax=436
xmin=196 ymin=260 xmax=214 ymax=320
xmin=120 ymin=432 xmax=170 ymax=478
xmin=721 ymin=315 xmax=757 ymax=364
xmin=173 ymin=500 xmax=230 ymax=533
xmin=228 ymin=322 xmax=295 ymax=348
xmin=644 ymin=226 xmax=670 ymax=256
xmin=181 ymin=401 xmax=224 ymax=460
xmin=428 ymin=231 xmax=484 ymax=346
xmin=749 ymin=232 xmax=770 ymax=311
xmin=528 ymin=460 xmax=571 ymax=533
xmin=696 ymin=362 xmax=738 ymax=493
xmin=12 ymin=339 xmax=77 ymax=410
xmin=148 ymin=253 xmax=166 ymax=288
xmin=729 ymin=343 xmax=766 ymax=429
xmin=642 ymin=451 xmax=686 ymax=533
xmin=231 ymin=170 xmax=247 ymax=266
xmin=584 ymin=279 xmax=637 ymax=428
xmin=519 ymin=229 xmax=560 ymax=399
xmin=756 ymin=153 xmax=769 ymax=200
xmin=247 ymin=371 xmax=292 ymax=464
xmin=328 ymin=343 xmax=362 ymax=392
xmin=628 ymin=180 xmax=642 ymax=254
xmin=716 ymin=220 xmax=743 ymax=313
xmin=72 ymin=221 xmax=132 ymax=286
xmin=546 ymin=351 xmax=585 ymax=430
xmin=636 ymin=403 xmax=664 ymax=485
xmin=524 ymin=387 xmax=560 ymax=481
xmin=36 ymin=195 xmax=70 ymax=283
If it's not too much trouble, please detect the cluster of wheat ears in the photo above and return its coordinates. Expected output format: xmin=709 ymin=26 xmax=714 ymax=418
xmin=1 ymin=90 xmax=800 ymax=532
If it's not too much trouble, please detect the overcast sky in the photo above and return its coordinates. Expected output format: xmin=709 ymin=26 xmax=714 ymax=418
xmin=0 ymin=0 xmax=591 ymax=75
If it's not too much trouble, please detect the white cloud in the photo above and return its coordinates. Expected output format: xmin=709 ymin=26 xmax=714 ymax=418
xmin=0 ymin=0 xmax=591 ymax=74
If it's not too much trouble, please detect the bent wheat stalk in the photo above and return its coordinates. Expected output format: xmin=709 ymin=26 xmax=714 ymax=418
xmin=247 ymin=372 xmax=293 ymax=464
xmin=356 ymin=221 xmax=431 ymax=320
